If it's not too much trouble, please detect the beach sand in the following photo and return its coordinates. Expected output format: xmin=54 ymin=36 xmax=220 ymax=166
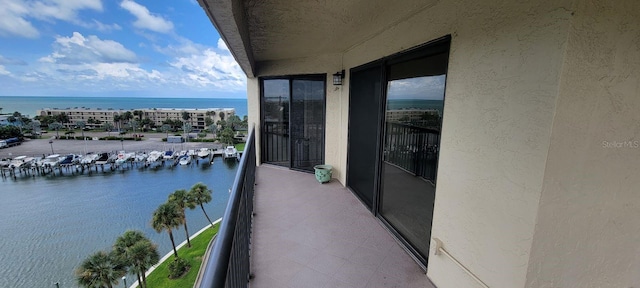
xmin=0 ymin=132 xmax=222 ymax=158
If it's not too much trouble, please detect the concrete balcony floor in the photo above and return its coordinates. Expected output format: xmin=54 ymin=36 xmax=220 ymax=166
xmin=250 ymin=165 xmax=435 ymax=288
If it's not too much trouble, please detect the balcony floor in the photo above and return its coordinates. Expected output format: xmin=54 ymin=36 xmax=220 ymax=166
xmin=249 ymin=165 xmax=435 ymax=288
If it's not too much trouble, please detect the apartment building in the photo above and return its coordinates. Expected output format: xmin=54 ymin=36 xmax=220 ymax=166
xmin=37 ymin=108 xmax=235 ymax=130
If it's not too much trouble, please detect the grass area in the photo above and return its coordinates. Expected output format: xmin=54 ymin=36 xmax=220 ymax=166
xmin=235 ymin=142 xmax=245 ymax=152
xmin=145 ymin=223 xmax=219 ymax=288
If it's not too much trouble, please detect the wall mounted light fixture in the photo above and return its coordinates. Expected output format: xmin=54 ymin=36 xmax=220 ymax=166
xmin=333 ymin=70 xmax=345 ymax=85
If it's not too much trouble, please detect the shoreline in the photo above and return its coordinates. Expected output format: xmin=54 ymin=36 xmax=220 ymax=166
xmin=129 ymin=218 xmax=223 ymax=288
xmin=0 ymin=134 xmax=223 ymax=159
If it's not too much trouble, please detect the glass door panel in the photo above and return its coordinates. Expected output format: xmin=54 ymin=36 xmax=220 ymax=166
xmin=380 ymin=51 xmax=448 ymax=261
xmin=261 ymin=79 xmax=290 ymax=166
xmin=346 ymin=65 xmax=383 ymax=210
xmin=291 ymin=79 xmax=325 ymax=171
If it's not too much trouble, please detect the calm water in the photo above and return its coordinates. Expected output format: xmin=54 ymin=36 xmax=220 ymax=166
xmin=0 ymin=96 xmax=248 ymax=118
xmin=0 ymin=159 xmax=239 ymax=287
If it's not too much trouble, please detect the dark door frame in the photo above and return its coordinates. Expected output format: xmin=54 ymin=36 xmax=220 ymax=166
xmin=346 ymin=35 xmax=451 ymax=269
xmin=259 ymin=74 xmax=327 ymax=172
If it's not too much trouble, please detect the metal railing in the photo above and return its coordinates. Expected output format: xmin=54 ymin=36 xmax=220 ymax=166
xmin=198 ymin=127 xmax=256 ymax=288
xmin=384 ymin=121 xmax=440 ymax=183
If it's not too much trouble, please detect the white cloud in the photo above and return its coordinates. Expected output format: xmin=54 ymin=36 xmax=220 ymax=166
xmin=40 ymin=32 xmax=137 ymax=65
xmin=120 ymin=0 xmax=174 ymax=34
xmin=169 ymin=48 xmax=245 ymax=91
xmin=0 ymin=55 xmax=27 ymax=66
xmin=31 ymin=0 xmax=103 ymax=23
xmin=0 ymin=65 xmax=11 ymax=76
xmin=0 ymin=0 xmax=40 ymax=38
xmin=91 ymin=20 xmax=122 ymax=33
xmin=0 ymin=0 xmax=104 ymax=38
xmin=217 ymin=39 xmax=229 ymax=51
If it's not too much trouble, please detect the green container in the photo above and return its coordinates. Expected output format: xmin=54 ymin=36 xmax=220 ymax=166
xmin=313 ymin=165 xmax=333 ymax=183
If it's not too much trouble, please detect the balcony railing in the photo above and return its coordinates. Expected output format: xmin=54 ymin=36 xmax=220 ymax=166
xmin=384 ymin=121 xmax=440 ymax=183
xmin=198 ymin=127 xmax=256 ymax=288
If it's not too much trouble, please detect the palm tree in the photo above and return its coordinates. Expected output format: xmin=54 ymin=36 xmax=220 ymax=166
xmin=189 ymin=182 xmax=214 ymax=227
xmin=129 ymin=239 xmax=159 ymax=287
xmin=49 ymin=122 xmax=63 ymax=139
xmin=76 ymin=120 xmax=86 ymax=139
xmin=160 ymin=124 xmax=171 ymax=139
xmin=104 ymin=122 xmax=114 ymax=137
xmin=113 ymin=114 xmax=122 ymax=132
xmin=168 ymin=189 xmax=196 ymax=248
xmin=151 ymin=202 xmax=183 ymax=258
xmin=76 ymin=251 xmax=126 ymax=288
xmin=113 ymin=230 xmax=158 ymax=288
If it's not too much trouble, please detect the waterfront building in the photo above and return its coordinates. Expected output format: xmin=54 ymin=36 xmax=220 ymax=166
xmin=196 ymin=1 xmax=640 ymax=288
xmin=36 ymin=107 xmax=235 ymax=130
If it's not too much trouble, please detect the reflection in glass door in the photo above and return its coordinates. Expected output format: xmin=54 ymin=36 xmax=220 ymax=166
xmin=261 ymin=76 xmax=326 ymax=172
xmin=379 ymin=50 xmax=448 ymax=262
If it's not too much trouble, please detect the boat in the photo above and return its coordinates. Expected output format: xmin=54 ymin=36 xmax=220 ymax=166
xmin=134 ymin=152 xmax=148 ymax=162
xmin=42 ymin=154 xmax=62 ymax=168
xmin=223 ymin=146 xmax=238 ymax=161
xmin=9 ymin=156 xmax=28 ymax=169
xmin=178 ymin=154 xmax=191 ymax=165
xmin=95 ymin=152 xmax=110 ymax=165
xmin=163 ymin=150 xmax=175 ymax=160
xmin=187 ymin=149 xmax=197 ymax=157
xmin=146 ymin=151 xmax=163 ymax=164
xmin=59 ymin=154 xmax=80 ymax=165
xmin=197 ymin=148 xmax=211 ymax=158
xmin=0 ymin=158 xmax=11 ymax=168
xmin=80 ymin=153 xmax=99 ymax=165
xmin=115 ymin=151 xmax=135 ymax=166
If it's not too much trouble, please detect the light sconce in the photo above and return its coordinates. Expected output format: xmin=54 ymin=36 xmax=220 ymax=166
xmin=333 ymin=70 xmax=345 ymax=85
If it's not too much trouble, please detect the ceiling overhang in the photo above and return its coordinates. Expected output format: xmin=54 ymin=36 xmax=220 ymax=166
xmin=198 ymin=0 xmax=439 ymax=77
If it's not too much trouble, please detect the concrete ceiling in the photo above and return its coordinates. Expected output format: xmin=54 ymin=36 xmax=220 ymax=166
xmin=199 ymin=0 xmax=438 ymax=77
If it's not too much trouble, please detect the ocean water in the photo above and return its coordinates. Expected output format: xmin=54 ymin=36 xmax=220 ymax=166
xmin=0 ymin=96 xmax=248 ymax=287
xmin=0 ymin=161 xmax=238 ymax=288
xmin=0 ymin=96 xmax=248 ymax=118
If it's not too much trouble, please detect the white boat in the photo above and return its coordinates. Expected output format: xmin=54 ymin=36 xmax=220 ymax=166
xmin=134 ymin=152 xmax=148 ymax=162
xmin=163 ymin=150 xmax=175 ymax=160
xmin=197 ymin=148 xmax=211 ymax=158
xmin=30 ymin=157 xmax=43 ymax=169
xmin=187 ymin=149 xmax=197 ymax=157
xmin=223 ymin=146 xmax=238 ymax=160
xmin=80 ymin=153 xmax=99 ymax=164
xmin=178 ymin=155 xmax=191 ymax=166
xmin=42 ymin=154 xmax=62 ymax=168
xmin=146 ymin=151 xmax=163 ymax=163
xmin=0 ymin=158 xmax=10 ymax=168
xmin=115 ymin=151 xmax=135 ymax=166
xmin=95 ymin=152 xmax=110 ymax=165
xmin=9 ymin=156 xmax=28 ymax=169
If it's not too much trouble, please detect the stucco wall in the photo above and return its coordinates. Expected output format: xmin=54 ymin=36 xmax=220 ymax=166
xmin=526 ymin=1 xmax=640 ymax=287
xmin=342 ymin=1 xmax=572 ymax=287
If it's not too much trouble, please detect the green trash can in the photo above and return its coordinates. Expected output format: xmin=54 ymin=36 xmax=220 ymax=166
xmin=313 ymin=165 xmax=333 ymax=183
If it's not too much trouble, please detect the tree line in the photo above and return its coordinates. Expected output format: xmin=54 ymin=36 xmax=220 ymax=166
xmin=76 ymin=182 xmax=215 ymax=288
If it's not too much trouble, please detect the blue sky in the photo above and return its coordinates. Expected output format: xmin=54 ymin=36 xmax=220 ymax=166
xmin=0 ymin=0 xmax=246 ymax=98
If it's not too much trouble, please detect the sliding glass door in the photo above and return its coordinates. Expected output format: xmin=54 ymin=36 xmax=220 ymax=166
xmin=346 ymin=36 xmax=450 ymax=266
xmin=261 ymin=75 xmax=326 ymax=172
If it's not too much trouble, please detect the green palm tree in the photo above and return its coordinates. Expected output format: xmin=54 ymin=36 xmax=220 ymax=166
xmin=151 ymin=202 xmax=183 ymax=258
xmin=189 ymin=182 xmax=214 ymax=227
xmin=113 ymin=230 xmax=159 ymax=288
xmin=168 ymin=189 xmax=196 ymax=248
xmin=129 ymin=239 xmax=159 ymax=288
xmin=76 ymin=251 xmax=126 ymax=288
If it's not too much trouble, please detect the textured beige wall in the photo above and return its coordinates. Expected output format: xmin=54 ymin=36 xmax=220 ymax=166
xmin=526 ymin=1 xmax=640 ymax=287
xmin=246 ymin=77 xmax=261 ymax=164
xmin=341 ymin=1 xmax=572 ymax=287
xmin=245 ymin=1 xmax=639 ymax=287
